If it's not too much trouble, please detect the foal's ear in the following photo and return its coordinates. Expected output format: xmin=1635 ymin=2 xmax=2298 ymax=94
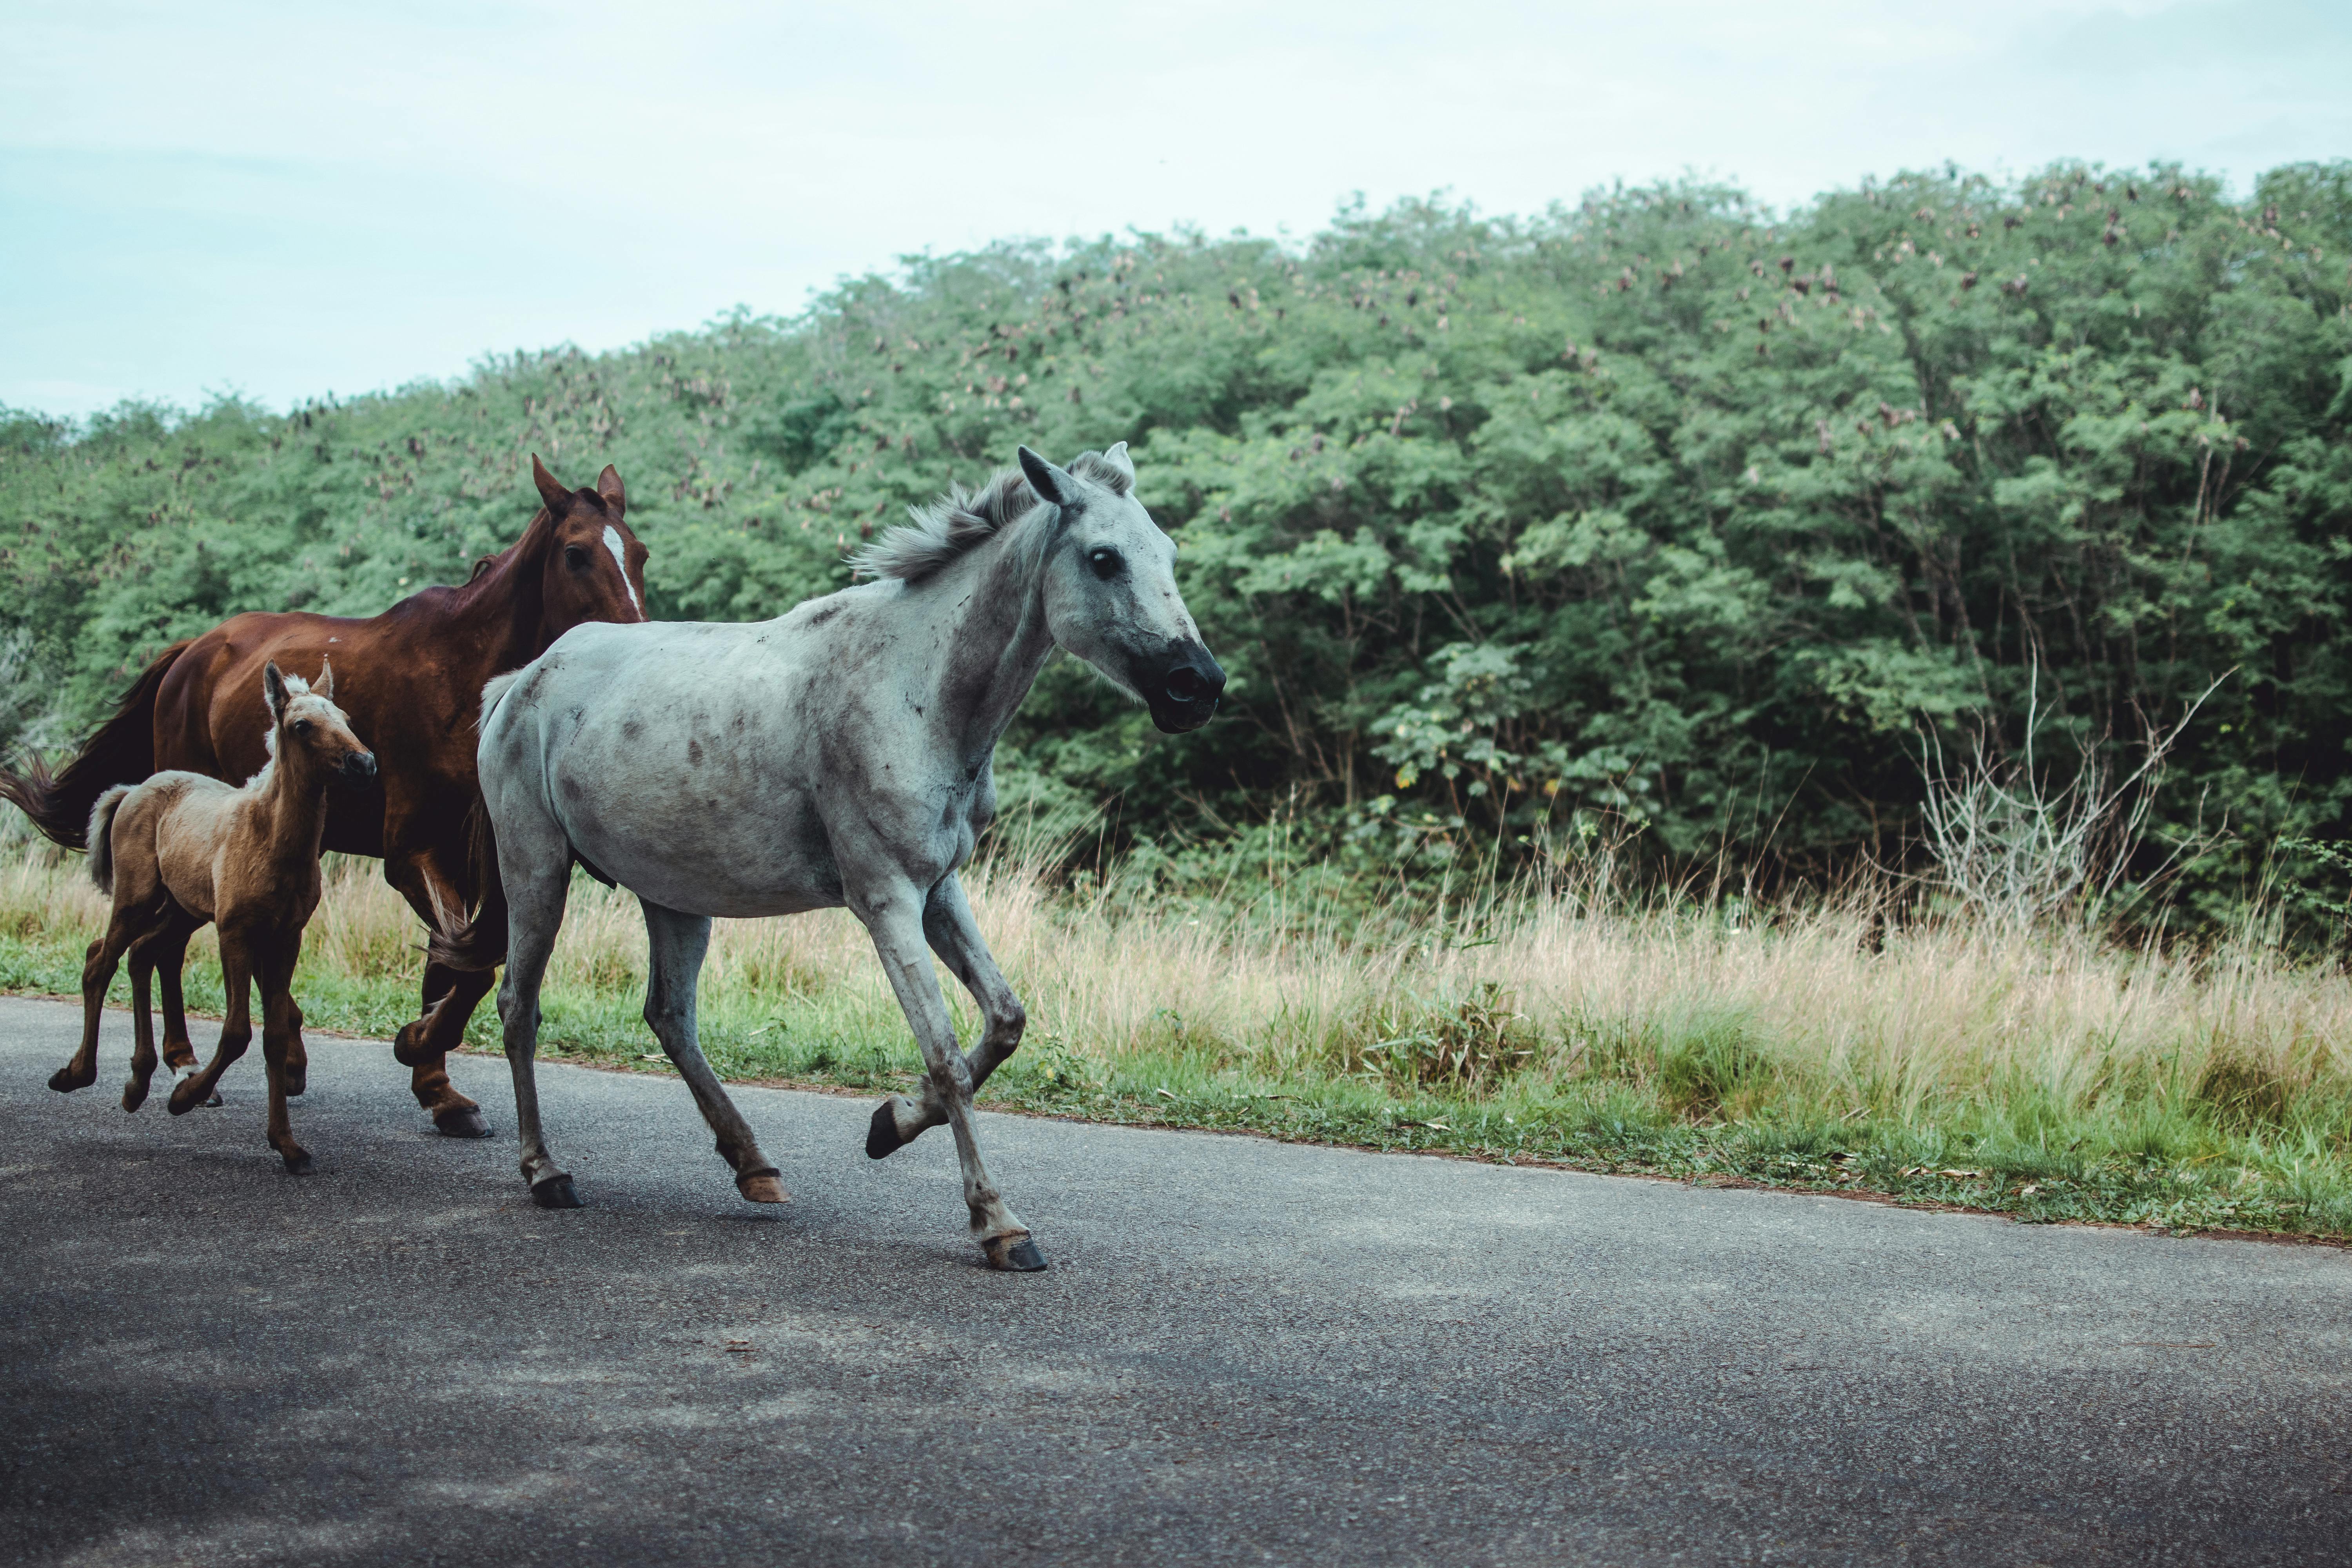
xmin=262 ymin=662 xmax=288 ymax=720
xmin=531 ymin=453 xmax=572 ymax=515
xmin=1017 ymin=446 xmax=1075 ymax=508
xmin=595 ymin=464 xmax=626 ymax=516
xmin=314 ymin=657 xmax=334 ymax=701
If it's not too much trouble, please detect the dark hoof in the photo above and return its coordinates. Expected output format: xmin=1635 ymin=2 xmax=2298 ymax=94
xmin=121 ymin=1078 xmax=150 ymax=1113
xmin=530 ymin=1172 xmax=583 ymax=1209
xmin=434 ymin=1105 xmax=493 ymax=1139
xmin=736 ymin=1171 xmax=789 ymax=1205
xmin=984 ymin=1235 xmax=1049 ymax=1272
xmin=391 ymin=1022 xmax=440 ymax=1069
xmin=167 ymin=1078 xmax=207 ymax=1116
xmin=48 ymin=1065 xmax=94 ymax=1094
xmin=281 ymin=1149 xmax=315 ymax=1176
xmin=865 ymin=1101 xmax=904 ymax=1160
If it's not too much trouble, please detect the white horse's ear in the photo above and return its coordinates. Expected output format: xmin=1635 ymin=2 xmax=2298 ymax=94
xmin=262 ymin=661 xmax=287 ymax=720
xmin=1018 ymin=446 xmax=1075 ymax=507
xmin=314 ymin=657 xmax=334 ymax=701
xmin=531 ymin=453 xmax=571 ymax=515
xmin=1099 ymin=441 xmax=1136 ymax=489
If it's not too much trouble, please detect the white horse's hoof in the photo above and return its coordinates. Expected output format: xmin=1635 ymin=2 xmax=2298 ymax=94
xmin=984 ymin=1234 xmax=1048 ymax=1272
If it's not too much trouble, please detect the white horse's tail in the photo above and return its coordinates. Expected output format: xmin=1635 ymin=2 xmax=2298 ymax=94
xmin=478 ymin=670 xmax=525 ymax=729
xmin=85 ymin=784 xmax=134 ymax=895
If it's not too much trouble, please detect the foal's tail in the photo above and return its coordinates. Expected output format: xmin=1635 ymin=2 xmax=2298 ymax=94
xmin=0 ymin=640 xmax=190 ymax=851
xmin=85 ymin=785 xmax=135 ymax=896
xmin=427 ymin=795 xmax=508 ymax=973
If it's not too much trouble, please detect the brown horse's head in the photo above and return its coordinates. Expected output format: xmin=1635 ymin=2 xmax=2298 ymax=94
xmin=262 ymin=659 xmax=377 ymax=788
xmin=531 ymin=454 xmax=650 ymax=639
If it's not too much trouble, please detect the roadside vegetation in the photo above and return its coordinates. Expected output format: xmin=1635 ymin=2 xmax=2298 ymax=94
xmin=5 ymin=823 xmax=2347 ymax=1240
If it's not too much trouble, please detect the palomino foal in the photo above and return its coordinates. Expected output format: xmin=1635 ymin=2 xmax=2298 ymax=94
xmin=50 ymin=662 xmax=377 ymax=1174
xmin=437 ymin=444 xmax=1224 ymax=1269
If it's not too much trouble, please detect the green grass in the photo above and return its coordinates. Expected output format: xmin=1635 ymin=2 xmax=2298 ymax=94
xmin=7 ymin=869 xmax=2347 ymax=1243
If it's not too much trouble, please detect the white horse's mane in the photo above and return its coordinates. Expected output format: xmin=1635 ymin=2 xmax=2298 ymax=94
xmin=849 ymin=450 xmax=1134 ymax=583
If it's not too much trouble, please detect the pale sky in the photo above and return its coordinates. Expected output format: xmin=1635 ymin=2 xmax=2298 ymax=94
xmin=4 ymin=0 xmax=2347 ymax=419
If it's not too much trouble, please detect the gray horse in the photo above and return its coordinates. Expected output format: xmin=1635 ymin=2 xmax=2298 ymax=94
xmin=435 ymin=445 xmax=1223 ymax=1270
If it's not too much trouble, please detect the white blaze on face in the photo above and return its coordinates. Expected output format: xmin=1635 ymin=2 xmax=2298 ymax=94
xmin=603 ymin=525 xmax=642 ymax=618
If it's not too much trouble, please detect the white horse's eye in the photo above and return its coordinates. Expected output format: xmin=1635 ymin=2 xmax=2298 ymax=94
xmin=1087 ymin=548 xmax=1123 ymax=580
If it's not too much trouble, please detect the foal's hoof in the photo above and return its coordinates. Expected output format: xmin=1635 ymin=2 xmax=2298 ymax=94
xmin=48 ymin=1064 xmax=95 ymax=1094
xmin=736 ymin=1171 xmax=789 ymax=1205
xmin=280 ymin=1148 xmax=315 ymax=1176
xmin=434 ymin=1105 xmax=493 ymax=1139
xmin=865 ymin=1101 xmax=905 ymax=1160
xmin=530 ymin=1172 xmax=583 ymax=1209
xmin=983 ymin=1234 xmax=1049 ymax=1272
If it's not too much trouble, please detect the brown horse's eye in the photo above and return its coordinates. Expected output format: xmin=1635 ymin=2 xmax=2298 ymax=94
xmin=564 ymin=545 xmax=590 ymax=569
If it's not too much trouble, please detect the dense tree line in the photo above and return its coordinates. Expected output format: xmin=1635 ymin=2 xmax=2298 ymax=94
xmin=5 ymin=160 xmax=2350 ymax=916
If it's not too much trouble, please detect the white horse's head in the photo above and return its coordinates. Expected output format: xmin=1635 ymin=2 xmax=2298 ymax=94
xmin=1017 ymin=444 xmax=1225 ymax=734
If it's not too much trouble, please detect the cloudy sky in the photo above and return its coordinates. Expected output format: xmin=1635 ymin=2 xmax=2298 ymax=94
xmin=3 ymin=0 xmax=2346 ymax=418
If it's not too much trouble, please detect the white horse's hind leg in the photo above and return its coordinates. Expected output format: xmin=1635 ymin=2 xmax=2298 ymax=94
xmin=639 ymin=899 xmax=785 ymax=1204
xmin=495 ymin=829 xmax=577 ymax=1208
xmin=860 ymin=886 xmax=1042 ymax=1270
xmin=869 ymin=875 xmax=1026 ymax=1156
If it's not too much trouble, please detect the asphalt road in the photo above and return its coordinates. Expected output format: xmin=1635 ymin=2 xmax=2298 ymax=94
xmin=2 ymin=995 xmax=2348 ymax=1566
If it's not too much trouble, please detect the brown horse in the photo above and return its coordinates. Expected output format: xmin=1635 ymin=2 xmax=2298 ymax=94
xmin=0 ymin=457 xmax=647 ymax=1135
xmin=53 ymin=661 xmax=376 ymax=1173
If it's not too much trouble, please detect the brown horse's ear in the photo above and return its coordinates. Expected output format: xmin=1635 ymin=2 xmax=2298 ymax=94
xmin=262 ymin=661 xmax=288 ymax=720
xmin=531 ymin=454 xmax=571 ymax=515
xmin=595 ymin=464 xmax=626 ymax=516
xmin=314 ymin=657 xmax=334 ymax=701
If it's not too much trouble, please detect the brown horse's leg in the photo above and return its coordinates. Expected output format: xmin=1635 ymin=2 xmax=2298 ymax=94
xmin=381 ymin=846 xmax=491 ymax=1137
xmin=258 ymin=942 xmax=311 ymax=1174
xmin=171 ymin=931 xmax=254 ymax=1116
xmin=54 ymin=909 xmax=146 ymax=1094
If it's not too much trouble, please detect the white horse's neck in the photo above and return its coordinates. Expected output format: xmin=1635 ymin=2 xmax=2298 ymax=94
xmin=910 ymin=504 xmax=1061 ymax=767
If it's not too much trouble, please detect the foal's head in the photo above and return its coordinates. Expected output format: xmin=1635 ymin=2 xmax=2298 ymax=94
xmin=531 ymin=454 xmax=650 ymax=634
xmin=262 ymin=661 xmax=377 ymax=789
xmin=1018 ymin=444 xmax=1227 ymax=734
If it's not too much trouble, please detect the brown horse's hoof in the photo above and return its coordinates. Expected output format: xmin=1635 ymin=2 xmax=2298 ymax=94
xmin=280 ymin=1148 xmax=315 ymax=1176
xmin=736 ymin=1171 xmax=789 ymax=1205
xmin=530 ymin=1172 xmax=583 ymax=1209
xmin=865 ymin=1100 xmax=905 ymax=1160
xmin=391 ymin=1020 xmax=439 ymax=1069
xmin=982 ymin=1234 xmax=1048 ymax=1272
xmin=434 ymin=1105 xmax=492 ymax=1138
xmin=48 ymin=1063 xmax=96 ymax=1094
xmin=167 ymin=1076 xmax=208 ymax=1116
xmin=121 ymin=1078 xmax=150 ymax=1113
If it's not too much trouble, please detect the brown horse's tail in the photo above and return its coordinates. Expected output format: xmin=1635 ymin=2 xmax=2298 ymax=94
xmin=0 ymin=641 xmax=191 ymax=851
xmin=427 ymin=795 xmax=508 ymax=972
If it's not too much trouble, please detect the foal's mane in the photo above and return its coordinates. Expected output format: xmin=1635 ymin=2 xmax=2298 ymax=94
xmin=850 ymin=451 xmax=1132 ymax=583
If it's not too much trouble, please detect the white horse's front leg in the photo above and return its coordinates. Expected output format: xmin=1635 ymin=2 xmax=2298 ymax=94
xmin=869 ymin=875 xmax=1027 ymax=1156
xmin=862 ymin=890 xmax=1042 ymax=1271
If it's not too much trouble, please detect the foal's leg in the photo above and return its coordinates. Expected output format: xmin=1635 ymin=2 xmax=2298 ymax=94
xmin=641 ymin=899 xmax=785 ymax=1204
xmin=257 ymin=940 xmax=312 ymax=1174
xmin=120 ymin=921 xmax=173 ymax=1111
xmin=867 ymin=875 xmax=1027 ymax=1158
xmin=53 ymin=906 xmax=150 ymax=1094
xmin=860 ymin=883 xmax=1041 ymax=1270
xmin=170 ymin=930 xmax=255 ymax=1115
xmin=145 ymin=917 xmax=220 ymax=1109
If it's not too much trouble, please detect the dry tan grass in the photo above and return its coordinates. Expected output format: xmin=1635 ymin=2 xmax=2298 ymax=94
xmin=4 ymin=839 xmax=2347 ymax=1120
